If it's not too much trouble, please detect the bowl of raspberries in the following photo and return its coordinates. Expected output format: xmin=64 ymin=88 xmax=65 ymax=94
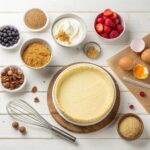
xmin=94 ymin=9 xmax=125 ymax=41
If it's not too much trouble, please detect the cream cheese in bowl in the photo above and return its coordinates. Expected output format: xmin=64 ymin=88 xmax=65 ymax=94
xmin=52 ymin=14 xmax=87 ymax=47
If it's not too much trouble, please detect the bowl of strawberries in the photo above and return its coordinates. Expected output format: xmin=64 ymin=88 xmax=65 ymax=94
xmin=94 ymin=9 xmax=125 ymax=41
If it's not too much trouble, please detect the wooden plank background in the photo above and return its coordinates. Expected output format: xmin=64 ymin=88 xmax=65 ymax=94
xmin=0 ymin=0 xmax=150 ymax=149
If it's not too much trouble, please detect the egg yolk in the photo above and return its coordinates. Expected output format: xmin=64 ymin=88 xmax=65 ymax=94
xmin=133 ymin=64 xmax=149 ymax=79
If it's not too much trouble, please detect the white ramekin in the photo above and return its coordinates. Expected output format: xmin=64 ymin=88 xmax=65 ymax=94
xmin=20 ymin=38 xmax=52 ymax=70
xmin=51 ymin=13 xmax=87 ymax=48
xmin=0 ymin=25 xmax=22 ymax=50
xmin=23 ymin=8 xmax=50 ymax=32
xmin=0 ymin=65 xmax=27 ymax=93
xmin=52 ymin=63 xmax=117 ymax=126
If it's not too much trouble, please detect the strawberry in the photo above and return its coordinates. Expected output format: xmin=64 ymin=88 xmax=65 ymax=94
xmin=98 ymin=13 xmax=103 ymax=18
xmin=95 ymin=23 xmax=103 ymax=33
xmin=105 ymin=18 xmax=115 ymax=27
xmin=104 ymin=25 xmax=111 ymax=33
xmin=103 ymin=9 xmax=113 ymax=17
xmin=109 ymin=30 xmax=119 ymax=38
xmin=117 ymin=24 xmax=124 ymax=33
xmin=114 ymin=18 xmax=120 ymax=25
xmin=111 ymin=12 xmax=118 ymax=20
xmin=101 ymin=33 xmax=109 ymax=38
xmin=103 ymin=15 xmax=109 ymax=21
xmin=96 ymin=17 xmax=105 ymax=24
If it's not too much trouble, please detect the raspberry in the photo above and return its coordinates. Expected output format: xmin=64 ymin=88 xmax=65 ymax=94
xmin=117 ymin=24 xmax=124 ymax=33
xmin=104 ymin=25 xmax=111 ymax=33
xmin=101 ymin=33 xmax=109 ymax=38
xmin=129 ymin=104 xmax=135 ymax=110
xmin=105 ymin=18 xmax=114 ymax=27
xmin=139 ymin=91 xmax=146 ymax=97
xmin=109 ymin=30 xmax=119 ymax=38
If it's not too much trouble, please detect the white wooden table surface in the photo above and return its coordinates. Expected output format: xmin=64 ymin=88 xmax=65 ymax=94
xmin=0 ymin=0 xmax=150 ymax=149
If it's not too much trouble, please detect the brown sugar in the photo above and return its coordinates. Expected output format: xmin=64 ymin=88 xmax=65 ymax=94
xmin=22 ymin=42 xmax=51 ymax=68
xmin=119 ymin=116 xmax=143 ymax=139
xmin=25 ymin=8 xmax=47 ymax=29
xmin=55 ymin=29 xmax=71 ymax=44
xmin=86 ymin=46 xmax=100 ymax=59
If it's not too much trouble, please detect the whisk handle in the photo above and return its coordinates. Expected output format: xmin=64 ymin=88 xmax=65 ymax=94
xmin=51 ymin=126 xmax=76 ymax=143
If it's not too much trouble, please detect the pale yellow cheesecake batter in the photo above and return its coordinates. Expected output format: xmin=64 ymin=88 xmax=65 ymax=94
xmin=54 ymin=65 xmax=115 ymax=124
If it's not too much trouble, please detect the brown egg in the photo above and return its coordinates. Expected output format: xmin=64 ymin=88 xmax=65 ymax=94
xmin=141 ymin=49 xmax=150 ymax=64
xmin=118 ymin=56 xmax=135 ymax=71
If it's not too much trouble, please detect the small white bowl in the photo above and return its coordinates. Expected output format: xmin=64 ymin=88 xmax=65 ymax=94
xmin=94 ymin=14 xmax=126 ymax=42
xmin=0 ymin=65 xmax=27 ymax=93
xmin=0 ymin=25 xmax=22 ymax=50
xmin=130 ymin=38 xmax=145 ymax=53
xmin=23 ymin=8 xmax=49 ymax=32
xmin=51 ymin=13 xmax=87 ymax=48
xmin=20 ymin=38 xmax=52 ymax=70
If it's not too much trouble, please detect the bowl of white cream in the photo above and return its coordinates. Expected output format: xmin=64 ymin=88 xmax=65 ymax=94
xmin=51 ymin=14 xmax=87 ymax=47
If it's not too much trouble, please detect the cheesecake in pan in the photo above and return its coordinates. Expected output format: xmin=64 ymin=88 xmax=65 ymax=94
xmin=53 ymin=64 xmax=116 ymax=125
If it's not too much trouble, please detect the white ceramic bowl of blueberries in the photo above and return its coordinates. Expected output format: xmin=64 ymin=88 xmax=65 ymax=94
xmin=0 ymin=25 xmax=21 ymax=50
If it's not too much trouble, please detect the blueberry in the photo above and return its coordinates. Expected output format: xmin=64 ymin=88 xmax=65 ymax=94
xmin=6 ymin=37 xmax=9 ymax=41
xmin=3 ymin=33 xmax=7 ymax=37
xmin=9 ymin=36 xmax=13 ymax=40
xmin=15 ymin=33 xmax=19 ymax=37
xmin=5 ymin=43 xmax=9 ymax=47
xmin=12 ymin=31 xmax=16 ymax=36
xmin=9 ymin=41 xmax=13 ymax=45
xmin=8 ymin=32 xmax=12 ymax=36
xmin=5 ymin=26 xmax=10 ymax=30
xmin=3 ymin=29 xmax=7 ymax=33
xmin=10 ymin=27 xmax=14 ymax=31
xmin=2 ymin=42 xmax=5 ymax=46
xmin=4 ymin=39 xmax=7 ymax=43
xmin=14 ymin=39 xmax=18 ymax=43
xmin=7 ymin=30 xmax=10 ymax=33
xmin=13 ymin=29 xmax=17 ymax=32
xmin=16 ymin=36 xmax=19 ymax=40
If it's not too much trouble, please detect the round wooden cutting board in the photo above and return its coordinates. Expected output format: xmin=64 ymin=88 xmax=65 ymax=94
xmin=47 ymin=62 xmax=120 ymax=133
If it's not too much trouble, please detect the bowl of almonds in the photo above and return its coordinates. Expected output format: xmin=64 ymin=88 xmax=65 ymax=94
xmin=0 ymin=65 xmax=26 ymax=92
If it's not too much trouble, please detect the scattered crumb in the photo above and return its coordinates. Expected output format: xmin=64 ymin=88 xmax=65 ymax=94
xmin=12 ymin=122 xmax=19 ymax=129
xmin=32 ymin=86 xmax=38 ymax=93
xmin=34 ymin=97 xmax=40 ymax=103
xmin=19 ymin=126 xmax=26 ymax=134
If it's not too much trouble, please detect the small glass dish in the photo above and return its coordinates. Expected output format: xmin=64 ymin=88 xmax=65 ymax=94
xmin=83 ymin=42 xmax=101 ymax=59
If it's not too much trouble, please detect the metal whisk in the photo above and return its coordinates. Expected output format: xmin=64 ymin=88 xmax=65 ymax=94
xmin=6 ymin=99 xmax=76 ymax=143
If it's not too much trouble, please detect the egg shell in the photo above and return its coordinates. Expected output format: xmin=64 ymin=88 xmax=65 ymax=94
xmin=130 ymin=38 xmax=145 ymax=53
xmin=141 ymin=49 xmax=150 ymax=64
